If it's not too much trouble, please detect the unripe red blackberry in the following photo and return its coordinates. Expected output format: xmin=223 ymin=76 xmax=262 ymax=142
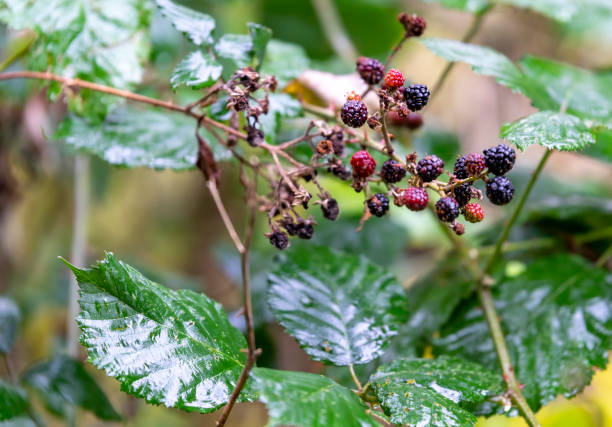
xmin=321 ymin=198 xmax=340 ymax=221
xmin=269 ymin=231 xmax=289 ymax=250
xmin=404 ymin=84 xmax=430 ymax=111
xmin=350 ymin=150 xmax=377 ymax=178
xmin=483 ymin=143 xmax=516 ymax=176
xmin=416 ymin=154 xmax=444 ymax=182
xmin=341 ymin=99 xmax=368 ymax=128
xmin=463 ymin=203 xmax=485 ymax=223
xmin=402 ymin=187 xmax=428 ymax=211
xmin=388 ymin=111 xmax=423 ymax=129
xmin=356 ymin=57 xmax=384 ymax=85
xmin=384 ymin=69 xmax=405 ymax=89
xmin=464 ymin=153 xmax=486 ymax=176
xmin=367 ymin=193 xmax=390 ymax=217
xmin=435 ymin=197 xmax=460 ymax=222
xmin=486 ymin=176 xmax=514 ymax=205
xmin=380 ymin=159 xmax=406 ymax=183
xmin=452 ymin=183 xmax=472 ymax=207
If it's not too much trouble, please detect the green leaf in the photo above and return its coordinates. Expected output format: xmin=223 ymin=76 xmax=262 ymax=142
xmin=267 ymin=245 xmax=408 ymax=366
xmin=22 ymin=355 xmax=120 ymax=420
xmin=260 ymin=40 xmax=309 ymax=88
xmin=0 ymin=381 xmax=28 ymax=421
xmin=421 ymin=38 xmax=526 ymax=94
xmin=0 ymin=0 xmax=150 ymax=118
xmin=499 ymin=0 xmax=611 ymax=23
xmin=251 ymin=368 xmax=378 ymax=427
xmin=170 ymin=50 xmax=223 ymax=90
xmin=156 ymin=0 xmax=215 ymax=46
xmin=247 ymin=23 xmax=272 ymax=69
xmin=215 ymin=34 xmax=253 ymax=79
xmin=519 ymin=56 xmax=612 ymax=123
xmin=420 ymin=0 xmax=491 ymax=14
xmin=584 ymin=126 xmax=612 ymax=163
xmin=0 ymin=298 xmax=19 ymax=354
xmin=500 ymin=111 xmax=596 ymax=151
xmin=258 ymin=93 xmax=302 ymax=144
xmin=435 ymin=254 xmax=612 ymax=412
xmin=55 ymin=108 xmax=231 ymax=170
xmin=370 ymin=356 xmax=504 ymax=426
xmin=61 ymin=253 xmax=254 ymax=413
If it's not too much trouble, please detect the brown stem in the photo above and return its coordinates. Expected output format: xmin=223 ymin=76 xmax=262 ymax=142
xmin=380 ymin=114 xmax=394 ymax=155
xmin=384 ymin=35 xmax=409 ymax=69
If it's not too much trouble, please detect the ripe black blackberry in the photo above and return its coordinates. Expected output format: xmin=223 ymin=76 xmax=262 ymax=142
xmin=452 ymin=183 xmax=472 ymax=207
xmin=296 ymin=221 xmax=315 ymax=239
xmin=356 ymin=57 xmax=384 ymax=85
xmin=380 ymin=159 xmax=406 ymax=183
xmin=367 ymin=193 xmax=390 ymax=217
xmin=321 ymin=198 xmax=339 ymax=221
xmin=435 ymin=197 xmax=460 ymax=222
xmin=269 ymin=231 xmax=289 ymax=250
xmin=417 ymin=155 xmax=444 ymax=182
xmin=453 ymin=156 xmax=469 ymax=180
xmin=486 ymin=176 xmax=514 ymax=205
xmin=341 ymin=100 xmax=368 ymax=128
xmin=483 ymin=144 xmax=516 ymax=176
xmin=404 ymin=84 xmax=430 ymax=112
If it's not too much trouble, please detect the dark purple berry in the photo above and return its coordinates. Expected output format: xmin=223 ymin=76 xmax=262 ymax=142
xmin=435 ymin=197 xmax=460 ymax=222
xmin=380 ymin=159 xmax=406 ymax=184
xmin=417 ymin=154 xmax=444 ymax=182
xmin=296 ymin=222 xmax=315 ymax=239
xmin=454 ymin=156 xmax=468 ymax=180
xmin=341 ymin=100 xmax=368 ymax=128
xmin=453 ymin=183 xmax=472 ymax=207
xmin=404 ymin=84 xmax=430 ymax=112
xmin=269 ymin=231 xmax=289 ymax=250
xmin=356 ymin=57 xmax=384 ymax=85
xmin=367 ymin=193 xmax=390 ymax=217
xmin=464 ymin=153 xmax=486 ymax=176
xmin=483 ymin=144 xmax=516 ymax=176
xmin=486 ymin=176 xmax=514 ymax=205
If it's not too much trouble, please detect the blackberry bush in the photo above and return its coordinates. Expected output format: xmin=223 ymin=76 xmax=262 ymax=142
xmin=2 ymin=2 xmax=611 ymax=427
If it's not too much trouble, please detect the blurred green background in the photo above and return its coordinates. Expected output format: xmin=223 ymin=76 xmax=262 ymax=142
xmin=1 ymin=0 xmax=612 ymax=426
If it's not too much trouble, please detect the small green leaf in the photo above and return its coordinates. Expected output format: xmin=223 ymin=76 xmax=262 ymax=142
xmin=247 ymin=23 xmax=272 ymax=69
xmin=370 ymin=356 xmax=504 ymax=426
xmin=62 ymin=253 xmax=254 ymax=413
xmin=215 ymin=34 xmax=253 ymax=79
xmin=170 ymin=50 xmax=223 ymax=90
xmin=22 ymin=355 xmax=121 ymax=420
xmin=267 ymin=246 xmax=408 ymax=366
xmin=156 ymin=0 xmax=215 ymax=46
xmin=260 ymin=40 xmax=309 ymax=88
xmin=251 ymin=368 xmax=378 ymax=427
xmin=55 ymin=108 xmax=231 ymax=170
xmin=501 ymin=111 xmax=596 ymax=151
xmin=0 ymin=381 xmax=28 ymax=421
xmin=0 ymin=298 xmax=19 ymax=354
xmin=585 ymin=126 xmax=612 ymax=163
xmin=435 ymin=254 xmax=612 ymax=412
xmin=258 ymin=93 xmax=302 ymax=144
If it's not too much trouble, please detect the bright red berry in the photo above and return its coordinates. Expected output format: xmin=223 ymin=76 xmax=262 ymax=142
xmin=402 ymin=187 xmax=429 ymax=211
xmin=350 ymin=150 xmax=376 ymax=178
xmin=384 ymin=68 xmax=404 ymax=89
xmin=463 ymin=203 xmax=485 ymax=223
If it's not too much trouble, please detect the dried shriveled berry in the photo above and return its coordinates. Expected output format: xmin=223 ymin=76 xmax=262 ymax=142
xmin=398 ymin=13 xmax=427 ymax=37
xmin=269 ymin=231 xmax=289 ymax=250
xmin=321 ymin=198 xmax=340 ymax=221
xmin=453 ymin=183 xmax=472 ymax=207
xmin=350 ymin=150 xmax=377 ymax=178
xmin=296 ymin=221 xmax=315 ymax=239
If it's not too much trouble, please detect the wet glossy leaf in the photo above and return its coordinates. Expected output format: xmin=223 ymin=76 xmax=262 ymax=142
xmin=435 ymin=254 xmax=612 ymax=412
xmin=215 ymin=34 xmax=253 ymax=79
xmin=0 ymin=298 xmax=19 ymax=354
xmin=585 ymin=126 xmax=612 ymax=163
xmin=370 ymin=356 xmax=504 ymax=426
xmin=519 ymin=56 xmax=612 ymax=123
xmin=501 ymin=111 xmax=596 ymax=151
xmin=170 ymin=50 xmax=223 ymax=90
xmin=251 ymin=368 xmax=378 ymax=427
xmin=267 ymin=245 xmax=408 ymax=366
xmin=258 ymin=93 xmax=302 ymax=144
xmin=500 ymin=0 xmax=612 ymax=23
xmin=248 ymin=22 xmax=272 ymax=69
xmin=22 ymin=355 xmax=120 ymax=420
xmin=55 ymin=108 xmax=231 ymax=170
xmin=62 ymin=253 xmax=254 ymax=413
xmin=156 ymin=0 xmax=215 ymax=46
xmin=0 ymin=381 xmax=28 ymax=421
xmin=260 ymin=40 xmax=309 ymax=87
